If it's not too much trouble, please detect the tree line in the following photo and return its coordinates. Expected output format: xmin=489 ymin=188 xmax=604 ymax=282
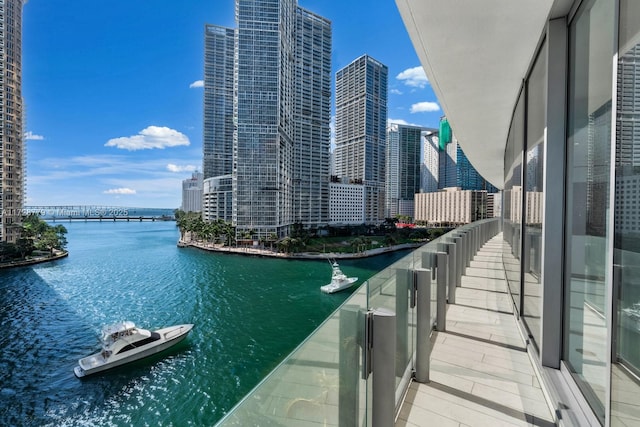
xmin=0 ymin=214 xmax=68 ymax=262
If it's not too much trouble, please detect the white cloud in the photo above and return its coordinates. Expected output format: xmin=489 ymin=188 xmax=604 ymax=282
xmin=167 ymin=163 xmax=197 ymax=173
xmin=410 ymin=101 xmax=440 ymax=113
xmin=387 ymin=118 xmax=425 ymax=127
xmin=396 ymin=66 xmax=429 ymax=88
xmin=25 ymin=131 xmax=45 ymax=140
xmin=104 ymin=187 xmax=136 ymax=195
xmin=189 ymin=80 xmax=204 ymax=88
xmin=105 ymin=126 xmax=190 ymax=151
xmin=390 ymin=89 xmax=403 ymax=95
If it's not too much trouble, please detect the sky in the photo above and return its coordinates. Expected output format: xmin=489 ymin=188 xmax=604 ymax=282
xmin=23 ymin=0 xmax=442 ymax=209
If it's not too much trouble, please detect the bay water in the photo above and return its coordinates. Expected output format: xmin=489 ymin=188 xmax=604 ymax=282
xmin=0 ymin=221 xmax=408 ymax=426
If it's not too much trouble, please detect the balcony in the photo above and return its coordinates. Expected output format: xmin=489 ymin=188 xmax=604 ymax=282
xmin=215 ymin=218 xmax=555 ymax=426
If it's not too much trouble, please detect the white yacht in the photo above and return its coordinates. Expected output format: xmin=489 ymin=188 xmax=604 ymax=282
xmin=320 ymin=261 xmax=358 ymax=294
xmin=74 ymin=321 xmax=193 ymax=378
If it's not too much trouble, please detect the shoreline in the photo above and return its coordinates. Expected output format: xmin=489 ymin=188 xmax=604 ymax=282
xmin=178 ymin=240 xmax=424 ymax=260
xmin=0 ymin=250 xmax=69 ymax=270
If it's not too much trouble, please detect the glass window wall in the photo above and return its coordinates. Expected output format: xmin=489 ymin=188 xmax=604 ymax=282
xmin=612 ymin=1 xmax=640 ymax=425
xmin=563 ymin=0 xmax=615 ymax=423
xmin=503 ymin=92 xmax=524 ymax=313
xmin=523 ymin=41 xmax=546 ymax=352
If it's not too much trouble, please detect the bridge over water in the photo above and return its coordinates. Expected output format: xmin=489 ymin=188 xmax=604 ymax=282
xmin=23 ymin=206 xmax=176 ymax=222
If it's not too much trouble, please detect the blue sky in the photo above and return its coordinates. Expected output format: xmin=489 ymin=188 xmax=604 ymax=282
xmin=23 ymin=0 xmax=441 ymax=208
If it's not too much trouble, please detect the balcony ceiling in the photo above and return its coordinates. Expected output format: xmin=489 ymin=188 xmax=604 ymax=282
xmin=395 ymin=0 xmax=555 ymax=189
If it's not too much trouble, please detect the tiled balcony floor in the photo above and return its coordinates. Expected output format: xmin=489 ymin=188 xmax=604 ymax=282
xmin=396 ymin=234 xmax=556 ymax=427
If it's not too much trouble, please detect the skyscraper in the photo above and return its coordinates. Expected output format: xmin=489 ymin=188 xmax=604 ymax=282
xmin=293 ymin=8 xmax=332 ymax=228
xmin=202 ymin=24 xmax=234 ymax=180
xmin=386 ymin=123 xmax=423 ymax=218
xmin=334 ymin=55 xmax=388 ymax=223
xmin=0 ymin=0 xmax=25 ymax=243
xmin=203 ymin=0 xmax=331 ymax=239
xmin=423 ymin=117 xmax=498 ymax=193
xmin=421 ymin=129 xmax=439 ymax=193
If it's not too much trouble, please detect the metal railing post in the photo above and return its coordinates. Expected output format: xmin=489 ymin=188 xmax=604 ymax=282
xmin=395 ymin=268 xmax=410 ymax=378
xmin=339 ymin=305 xmax=360 ymax=426
xmin=414 ymin=268 xmax=431 ymax=383
xmin=442 ymin=242 xmax=456 ymax=304
xmin=436 ymin=251 xmax=447 ymax=332
xmin=453 ymin=234 xmax=463 ymax=288
xmin=463 ymin=230 xmax=471 ymax=270
xmin=372 ymin=308 xmax=396 ymax=427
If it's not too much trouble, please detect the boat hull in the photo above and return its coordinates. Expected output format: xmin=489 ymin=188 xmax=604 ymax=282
xmin=74 ymin=324 xmax=193 ymax=378
xmin=320 ymin=277 xmax=358 ymax=294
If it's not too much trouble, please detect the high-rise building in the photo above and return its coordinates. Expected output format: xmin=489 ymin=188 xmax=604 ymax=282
xmin=437 ymin=118 xmax=458 ymax=189
xmin=386 ymin=123 xmax=422 ymax=219
xmin=202 ymin=0 xmax=331 ymax=239
xmin=422 ymin=118 xmax=498 ymax=194
xmin=456 ymin=145 xmax=499 ymax=192
xmin=334 ymin=55 xmax=388 ymax=224
xmin=421 ymin=129 xmax=439 ymax=193
xmin=181 ymin=172 xmax=203 ymax=213
xmin=202 ymin=25 xmax=234 ymax=181
xmin=293 ymin=7 xmax=332 ymax=228
xmin=0 ymin=0 xmax=25 ymax=243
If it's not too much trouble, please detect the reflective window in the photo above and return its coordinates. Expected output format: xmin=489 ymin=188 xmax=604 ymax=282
xmin=564 ymin=0 xmax=614 ymax=422
xmin=612 ymin=1 xmax=640 ymax=425
xmin=503 ymin=92 xmax=524 ymax=312
xmin=523 ymin=41 xmax=546 ymax=352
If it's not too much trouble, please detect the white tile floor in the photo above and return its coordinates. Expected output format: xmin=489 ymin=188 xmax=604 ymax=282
xmin=396 ymin=234 xmax=556 ymax=427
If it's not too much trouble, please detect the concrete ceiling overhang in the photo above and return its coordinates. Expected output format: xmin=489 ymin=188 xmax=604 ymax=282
xmin=395 ymin=0 xmax=554 ymax=189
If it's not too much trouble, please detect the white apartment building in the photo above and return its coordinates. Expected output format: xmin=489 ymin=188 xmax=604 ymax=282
xmin=414 ymin=187 xmax=487 ymax=226
xmin=329 ymin=182 xmax=364 ymax=225
xmin=181 ymin=172 xmax=203 ymax=213
xmin=202 ymin=175 xmax=233 ymax=223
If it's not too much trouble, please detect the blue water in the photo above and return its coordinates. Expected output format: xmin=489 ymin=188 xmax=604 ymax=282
xmin=0 ymin=221 xmax=409 ymax=426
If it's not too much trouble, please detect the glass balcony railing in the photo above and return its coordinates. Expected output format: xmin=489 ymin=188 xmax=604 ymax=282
xmin=216 ymin=217 xmax=501 ymax=426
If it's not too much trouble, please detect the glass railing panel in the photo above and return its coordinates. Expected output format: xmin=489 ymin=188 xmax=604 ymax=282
xmin=216 ymin=282 xmax=370 ymax=427
xmin=217 ymin=219 xmax=500 ymax=426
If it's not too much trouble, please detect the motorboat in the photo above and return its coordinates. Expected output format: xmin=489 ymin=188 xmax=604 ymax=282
xmin=320 ymin=260 xmax=358 ymax=294
xmin=74 ymin=321 xmax=193 ymax=378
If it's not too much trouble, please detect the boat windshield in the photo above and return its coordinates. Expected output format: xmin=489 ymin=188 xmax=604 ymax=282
xmin=100 ymin=321 xmax=136 ymax=345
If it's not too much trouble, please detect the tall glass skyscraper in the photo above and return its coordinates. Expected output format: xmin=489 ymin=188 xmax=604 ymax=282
xmin=203 ymin=0 xmax=331 ymax=239
xmin=293 ymin=8 xmax=332 ymax=228
xmin=334 ymin=55 xmax=388 ymax=223
xmin=203 ymin=25 xmax=234 ymax=181
xmin=0 ymin=0 xmax=25 ymax=243
xmin=386 ymin=123 xmax=422 ymax=218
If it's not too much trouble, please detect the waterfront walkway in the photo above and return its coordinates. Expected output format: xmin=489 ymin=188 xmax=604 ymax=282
xmin=396 ymin=234 xmax=556 ymax=427
xmin=179 ymin=240 xmax=423 ymax=260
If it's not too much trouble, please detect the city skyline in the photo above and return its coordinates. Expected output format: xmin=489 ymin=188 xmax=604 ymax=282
xmin=22 ymin=0 xmax=442 ymax=208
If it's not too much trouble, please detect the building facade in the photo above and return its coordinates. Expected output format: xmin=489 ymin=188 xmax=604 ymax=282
xmin=202 ymin=24 xmax=235 ymax=181
xmin=0 ymin=0 xmax=24 ymax=243
xmin=385 ymin=123 xmax=422 ymax=219
xmin=421 ymin=129 xmax=439 ymax=193
xmin=202 ymin=175 xmax=233 ymax=223
xmin=334 ymin=55 xmax=388 ymax=224
xmin=292 ymin=8 xmax=332 ymax=228
xmin=181 ymin=172 xmax=203 ymax=213
xmin=328 ymin=182 xmax=364 ymax=225
xmin=398 ymin=0 xmax=640 ymax=424
xmin=204 ymin=0 xmax=331 ymax=240
xmin=414 ymin=187 xmax=487 ymax=226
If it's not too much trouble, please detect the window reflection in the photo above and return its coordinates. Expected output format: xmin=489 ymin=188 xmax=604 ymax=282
xmin=563 ymin=0 xmax=614 ymax=423
xmin=522 ymin=42 xmax=546 ymax=351
xmin=612 ymin=1 xmax=640 ymax=425
xmin=503 ymin=94 xmax=524 ymax=312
